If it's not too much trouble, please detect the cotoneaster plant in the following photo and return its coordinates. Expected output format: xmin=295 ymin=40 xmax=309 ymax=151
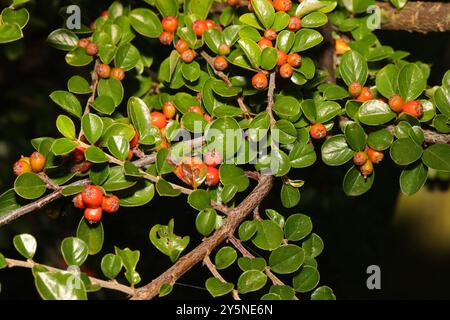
xmin=0 ymin=0 xmax=449 ymax=301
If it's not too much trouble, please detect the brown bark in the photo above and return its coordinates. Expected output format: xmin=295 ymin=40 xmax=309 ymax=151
xmin=130 ymin=175 xmax=274 ymax=300
xmin=379 ymin=1 xmax=450 ymax=33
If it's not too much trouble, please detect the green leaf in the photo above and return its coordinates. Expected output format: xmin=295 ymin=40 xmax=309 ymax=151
xmin=272 ymin=12 xmax=290 ymax=31
xmin=289 ymin=143 xmax=316 ymax=168
xmin=367 ymin=128 xmax=393 ymax=151
xmin=238 ymin=220 xmax=258 ymax=241
xmin=238 ymin=257 xmax=267 ymax=271
xmin=196 ymin=209 xmax=217 ymax=236
xmin=340 ymin=50 xmax=368 ymax=86
xmin=269 ymin=244 xmax=305 ymax=274
xmin=302 ymin=233 xmax=324 ymax=258
xmin=97 ymin=78 xmax=124 ymax=108
xmin=119 ymin=181 xmax=155 ymax=207
xmin=188 ymin=0 xmax=214 ymax=20
xmin=0 ymin=252 xmax=6 ymax=269
xmin=276 ymin=30 xmax=295 ymax=52
xmin=13 ymin=234 xmax=37 ymax=259
xmin=321 ymin=135 xmax=355 ymax=166
xmin=47 ymin=29 xmax=78 ymax=51
xmin=68 ymin=76 xmax=91 ymax=94
xmin=0 ymin=189 xmax=23 ymax=216
xmin=252 ymin=220 xmax=283 ymax=251
xmin=219 ymin=164 xmax=249 ymax=192
xmin=285 ymin=214 xmax=312 ymax=241
xmin=35 ymin=271 xmax=87 ymax=300
xmin=85 ymin=146 xmax=108 ymax=163
xmin=155 ymin=0 xmax=178 ymax=16
xmin=358 ymin=100 xmax=396 ymax=126
xmin=2 ymin=8 xmax=29 ymax=28
xmin=115 ymin=247 xmax=141 ymax=285
xmin=219 ymin=184 xmax=238 ymax=203
xmin=205 ymin=277 xmax=234 ymax=297
xmin=400 ymin=163 xmax=428 ymax=196
xmin=344 ymin=122 xmax=366 ymax=151
xmin=375 ymin=64 xmax=398 ymax=98
xmin=188 ymin=190 xmax=212 ymax=210
xmin=269 ymin=285 xmax=296 ymax=300
xmin=81 ymin=114 xmax=103 ymax=145
xmin=76 ymin=218 xmax=104 ymax=255
xmin=316 ymin=100 xmax=341 ymax=123
xmin=14 ymin=172 xmax=46 ymax=200
xmin=390 ymin=138 xmax=423 ymax=166
xmin=293 ymin=266 xmax=320 ymax=293
xmin=270 ymin=148 xmax=291 ymax=177
xmin=281 ymin=184 xmax=300 ymax=208
xmin=292 ymin=29 xmax=323 ymax=52
xmin=0 ymin=22 xmax=22 ymax=43
xmin=238 ymin=37 xmax=261 ymax=69
xmin=398 ymin=63 xmax=426 ymax=101
xmin=115 ymin=43 xmax=140 ymax=71
xmin=181 ymin=112 xmax=208 ymax=132
xmin=311 ymin=286 xmax=336 ymax=300
xmin=215 ymin=246 xmax=237 ymax=270
xmin=149 ymin=220 xmax=189 ymax=262
xmin=129 ymin=8 xmax=162 ymax=38
xmin=238 ymin=270 xmax=267 ymax=294
xmin=65 ymin=48 xmax=93 ymax=67
xmin=203 ymin=28 xmax=221 ymax=54
xmin=273 ymin=96 xmax=301 ymax=118
xmin=50 ymin=91 xmax=82 ymax=118
xmin=51 ymin=138 xmax=77 ymax=155
xmin=61 ymin=237 xmax=88 ymax=267
xmin=343 ymin=165 xmax=375 ymax=196
xmin=102 ymin=166 xmax=136 ymax=191
xmin=251 ymin=0 xmax=275 ymax=29
xmin=301 ymin=11 xmax=328 ymax=28
xmin=156 ymin=179 xmax=182 ymax=197
xmin=159 ymin=283 xmax=173 ymax=297
xmin=101 ymin=253 xmax=123 ymax=279
xmin=107 ymin=135 xmax=130 ymax=161
xmin=433 ymin=85 xmax=450 ymax=118
xmin=422 ymin=144 xmax=450 ymax=172
xmin=182 ymin=61 xmax=201 ymax=82
xmin=260 ymin=47 xmax=278 ymax=71
xmin=127 ymin=97 xmax=155 ymax=144
xmin=56 ymin=115 xmax=76 ymax=140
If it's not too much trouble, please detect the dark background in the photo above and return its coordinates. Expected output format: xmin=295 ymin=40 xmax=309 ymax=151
xmin=1 ymin=0 xmax=450 ymax=300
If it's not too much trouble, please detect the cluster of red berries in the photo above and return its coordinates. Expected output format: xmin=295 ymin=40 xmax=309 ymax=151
xmin=77 ymin=37 xmax=99 ymax=57
xmin=353 ymin=147 xmax=384 ymax=178
xmin=159 ymin=16 xmax=178 ymax=46
xmin=73 ymin=185 xmax=120 ymax=223
xmin=96 ymin=63 xmax=125 ymax=81
xmin=174 ymin=151 xmax=221 ymax=188
xmin=348 ymin=82 xmax=375 ymax=102
xmin=13 ymin=152 xmax=46 ymax=176
xmin=388 ymin=95 xmax=423 ymax=118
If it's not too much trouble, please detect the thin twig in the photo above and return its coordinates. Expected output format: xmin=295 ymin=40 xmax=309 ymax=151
xmin=203 ymin=255 xmax=240 ymax=300
xmin=266 ymin=72 xmax=276 ymax=127
xmin=78 ymin=59 xmax=100 ymax=140
xmin=38 ymin=172 xmax=60 ymax=191
xmin=5 ymin=258 xmax=135 ymax=295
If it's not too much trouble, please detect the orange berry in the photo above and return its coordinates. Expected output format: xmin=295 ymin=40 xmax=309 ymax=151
xmin=162 ymin=101 xmax=177 ymax=119
xmin=348 ymin=82 xmax=363 ymax=98
xmin=181 ymin=49 xmax=196 ymax=63
xmin=84 ymin=207 xmax=102 ymax=223
xmin=204 ymin=113 xmax=213 ymax=123
xmin=159 ymin=31 xmax=173 ymax=45
xmin=264 ymin=29 xmax=277 ymax=41
xmin=85 ymin=42 xmax=98 ymax=56
xmin=272 ymin=0 xmax=292 ymax=12
xmin=288 ymin=16 xmax=301 ymax=31
xmin=309 ymin=123 xmax=327 ymax=140
xmin=96 ymin=63 xmax=111 ymax=78
xmin=192 ymin=20 xmax=208 ymax=37
xmin=30 ymin=152 xmax=46 ymax=173
xmin=175 ymin=39 xmax=190 ymax=53
xmin=335 ymin=38 xmax=350 ymax=55
xmin=188 ymin=105 xmax=204 ymax=115
xmin=276 ymin=50 xmax=288 ymax=66
xmin=252 ymin=72 xmax=268 ymax=90
xmin=71 ymin=147 xmax=86 ymax=162
xmin=360 ymin=160 xmax=374 ymax=178
xmin=367 ymin=148 xmax=384 ymax=164
xmin=111 ymin=68 xmax=125 ymax=81
xmin=100 ymin=11 xmax=109 ymax=19
xmin=402 ymin=101 xmax=423 ymax=118
xmin=258 ymin=38 xmax=273 ymax=49
xmin=356 ymin=87 xmax=374 ymax=102
xmin=162 ymin=16 xmax=178 ymax=33
xmin=81 ymin=185 xmax=104 ymax=208
xmin=218 ymin=43 xmax=230 ymax=56
xmin=287 ymin=53 xmax=301 ymax=68
xmin=204 ymin=150 xmax=223 ymax=167
xmin=13 ymin=160 xmax=31 ymax=176
xmin=205 ymin=166 xmax=220 ymax=187
xmin=388 ymin=94 xmax=404 ymax=113
xmin=150 ymin=111 xmax=167 ymax=129
xmin=279 ymin=63 xmax=293 ymax=78
xmin=227 ymin=0 xmax=239 ymax=6
xmin=102 ymin=195 xmax=120 ymax=213
xmin=213 ymin=56 xmax=228 ymax=71
xmin=130 ymin=130 xmax=139 ymax=148
xmin=205 ymin=19 xmax=216 ymax=29
xmin=353 ymin=151 xmax=368 ymax=166
xmin=77 ymin=38 xmax=90 ymax=49
xmin=73 ymin=193 xmax=85 ymax=209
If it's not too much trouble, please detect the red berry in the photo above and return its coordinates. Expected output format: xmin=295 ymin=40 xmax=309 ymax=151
xmin=264 ymin=29 xmax=277 ymax=41
xmin=30 ymin=152 xmax=46 ymax=173
xmin=218 ymin=43 xmax=230 ymax=56
xmin=130 ymin=130 xmax=139 ymax=148
xmin=150 ymin=111 xmax=167 ymax=129
xmin=227 ymin=0 xmax=239 ymax=6
xmin=127 ymin=150 xmax=134 ymax=161
xmin=188 ymin=105 xmax=204 ymax=115
xmin=213 ymin=56 xmax=229 ymax=71
xmin=100 ymin=11 xmax=109 ymax=19
xmin=348 ymin=82 xmax=363 ymax=98
xmin=402 ymin=101 xmax=423 ymax=118
xmin=96 ymin=63 xmax=111 ymax=78
xmin=276 ymin=50 xmax=288 ymax=66
xmin=388 ymin=94 xmax=404 ymax=113
xmin=181 ymin=49 xmax=196 ymax=63
xmin=163 ymin=101 xmax=177 ymax=119
xmin=367 ymin=148 xmax=384 ymax=164
xmin=353 ymin=151 xmax=368 ymax=166
xmin=111 ymin=68 xmax=125 ymax=81
xmin=85 ymin=43 xmax=98 ymax=56
xmin=13 ymin=160 xmax=31 ymax=176
xmin=309 ymin=123 xmax=327 ymax=140
xmin=288 ymin=16 xmax=301 ymax=31
xmin=252 ymin=72 xmax=268 ymax=90
xmin=192 ymin=20 xmax=208 ymax=37
xmin=71 ymin=147 xmax=86 ymax=162
xmin=159 ymin=31 xmax=173 ymax=45
xmin=84 ymin=207 xmax=102 ymax=223
xmin=356 ymin=87 xmax=374 ymax=102
xmin=273 ymin=0 xmax=292 ymax=12
xmin=81 ymin=185 xmax=104 ymax=208
xmin=73 ymin=193 xmax=85 ymax=209
xmin=205 ymin=166 xmax=220 ymax=187
xmin=205 ymin=19 xmax=216 ymax=29
xmin=360 ymin=160 xmax=374 ymax=178
xmin=175 ymin=39 xmax=189 ymax=53
xmin=162 ymin=16 xmax=178 ymax=33
xmin=77 ymin=38 xmax=90 ymax=49
xmin=102 ymin=195 xmax=120 ymax=213
xmin=204 ymin=113 xmax=213 ymax=123
xmin=258 ymin=38 xmax=273 ymax=49
xmin=204 ymin=150 xmax=223 ymax=167
xmin=279 ymin=63 xmax=293 ymax=78
xmin=287 ymin=53 xmax=301 ymax=68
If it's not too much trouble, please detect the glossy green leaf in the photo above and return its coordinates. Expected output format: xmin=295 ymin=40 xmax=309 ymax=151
xmin=343 ymin=165 xmax=375 ymax=196
xmin=238 ymin=37 xmax=261 ymax=69
xmin=269 ymin=245 xmax=305 ymax=274
xmin=35 ymin=271 xmax=87 ymax=300
xmin=56 ymin=115 xmax=76 ymax=140
xmin=188 ymin=0 xmax=214 ymax=20
xmin=340 ymin=50 xmax=368 ymax=86
xmin=285 ymin=214 xmax=312 ymax=242
xmin=238 ymin=257 xmax=266 ymax=272
xmin=101 ymin=253 xmax=123 ymax=279
xmin=129 ymin=8 xmax=162 ymax=38
xmin=68 ymin=76 xmax=91 ymax=94
xmin=375 ymin=64 xmax=398 ymax=98
xmin=50 ymin=91 xmax=82 ymax=118
xmin=281 ymin=184 xmax=300 ymax=208
xmin=13 ymin=234 xmax=37 ymax=259
xmin=344 ymin=122 xmax=366 ymax=151
xmin=252 ymin=220 xmax=283 ymax=251
xmin=205 ymin=277 xmax=234 ymax=297
xmin=81 ymin=114 xmax=103 ymax=145
xmin=400 ymin=163 xmax=428 ymax=196
xmin=47 ymin=29 xmax=78 ymax=51
xmin=398 ymin=63 xmax=426 ymax=101
xmin=14 ymin=172 xmax=46 ymax=200
xmin=289 ymin=143 xmax=316 ymax=168
xmin=238 ymin=220 xmax=257 ymax=241
xmin=293 ymin=266 xmax=320 ymax=293
xmin=196 ymin=209 xmax=217 ymax=236
xmin=238 ymin=270 xmax=267 ymax=294
xmin=390 ymin=138 xmax=423 ymax=166
xmin=61 ymin=237 xmax=88 ymax=267
xmin=311 ymin=286 xmax=336 ymax=300
xmin=422 ymin=144 xmax=450 ymax=172
xmin=321 ymin=135 xmax=355 ymax=166
xmin=367 ymin=128 xmax=393 ymax=151
xmin=292 ymin=29 xmax=323 ymax=52
xmin=76 ymin=218 xmax=104 ymax=255
xmin=215 ymin=246 xmax=237 ymax=270
xmin=358 ymin=100 xmax=396 ymax=126
xmin=302 ymin=233 xmax=324 ymax=258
